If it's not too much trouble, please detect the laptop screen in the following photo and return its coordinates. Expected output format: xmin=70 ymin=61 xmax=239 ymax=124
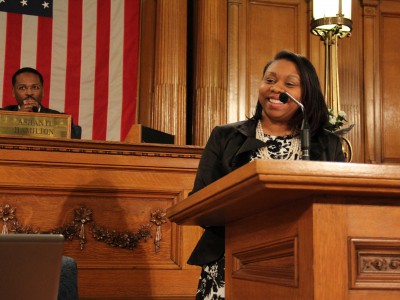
xmin=0 ymin=234 xmax=64 ymax=300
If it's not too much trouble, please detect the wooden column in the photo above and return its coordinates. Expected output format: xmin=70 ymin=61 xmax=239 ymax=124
xmin=193 ymin=0 xmax=228 ymax=146
xmin=152 ymin=0 xmax=187 ymax=145
xmin=361 ymin=0 xmax=380 ymax=163
xmin=227 ymin=0 xmax=246 ymax=124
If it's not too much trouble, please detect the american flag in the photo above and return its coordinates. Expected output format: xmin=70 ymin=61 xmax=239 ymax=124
xmin=0 ymin=0 xmax=140 ymax=141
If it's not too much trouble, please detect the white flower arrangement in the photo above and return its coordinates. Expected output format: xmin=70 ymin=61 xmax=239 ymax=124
xmin=325 ymin=108 xmax=354 ymax=135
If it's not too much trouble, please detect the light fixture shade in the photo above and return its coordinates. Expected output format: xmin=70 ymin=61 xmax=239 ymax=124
xmin=311 ymin=0 xmax=352 ymax=32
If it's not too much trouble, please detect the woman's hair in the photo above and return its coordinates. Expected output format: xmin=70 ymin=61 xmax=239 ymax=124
xmin=254 ymin=50 xmax=328 ymax=136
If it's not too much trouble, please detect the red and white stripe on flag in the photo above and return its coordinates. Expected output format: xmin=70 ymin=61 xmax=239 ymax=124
xmin=0 ymin=0 xmax=140 ymax=141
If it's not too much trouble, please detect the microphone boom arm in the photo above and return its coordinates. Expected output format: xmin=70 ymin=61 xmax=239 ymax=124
xmin=279 ymin=92 xmax=310 ymax=160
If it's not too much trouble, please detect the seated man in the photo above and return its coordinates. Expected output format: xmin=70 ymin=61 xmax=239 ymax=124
xmin=2 ymin=67 xmax=81 ymax=139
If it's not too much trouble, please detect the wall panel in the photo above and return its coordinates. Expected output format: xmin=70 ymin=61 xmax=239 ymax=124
xmin=381 ymin=12 xmax=400 ymax=162
xmin=0 ymin=136 xmax=203 ymax=299
xmin=227 ymin=0 xmax=309 ymax=121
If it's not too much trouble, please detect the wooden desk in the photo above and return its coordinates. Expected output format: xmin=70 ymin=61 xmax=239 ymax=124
xmin=167 ymin=160 xmax=400 ymax=300
xmin=0 ymin=136 xmax=203 ymax=299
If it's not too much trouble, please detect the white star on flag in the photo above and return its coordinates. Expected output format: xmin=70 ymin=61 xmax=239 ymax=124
xmin=20 ymin=0 xmax=28 ymax=7
xmin=42 ymin=1 xmax=49 ymax=9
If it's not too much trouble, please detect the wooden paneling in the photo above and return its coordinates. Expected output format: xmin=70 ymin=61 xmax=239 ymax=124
xmin=137 ymin=0 xmax=156 ymax=128
xmin=192 ymin=0 xmax=228 ymax=146
xmin=227 ymin=0 xmax=309 ymax=122
xmin=361 ymin=0 xmax=400 ymax=163
xmin=247 ymin=1 xmax=305 ymax=114
xmin=0 ymin=136 xmax=203 ymax=299
xmin=380 ymin=2 xmax=400 ymax=162
xmin=336 ymin=0 xmax=364 ymax=163
xmin=152 ymin=0 xmax=188 ymax=145
xmin=362 ymin=1 xmax=380 ymax=163
xmin=349 ymin=238 xmax=400 ymax=289
xmin=137 ymin=0 xmax=400 ymax=161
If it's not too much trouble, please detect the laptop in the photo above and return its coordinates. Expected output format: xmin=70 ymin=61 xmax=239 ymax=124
xmin=0 ymin=234 xmax=64 ymax=300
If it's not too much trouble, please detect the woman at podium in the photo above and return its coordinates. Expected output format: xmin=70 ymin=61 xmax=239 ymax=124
xmin=188 ymin=50 xmax=345 ymax=300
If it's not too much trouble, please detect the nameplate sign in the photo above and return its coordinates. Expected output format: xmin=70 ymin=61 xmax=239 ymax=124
xmin=0 ymin=110 xmax=71 ymax=139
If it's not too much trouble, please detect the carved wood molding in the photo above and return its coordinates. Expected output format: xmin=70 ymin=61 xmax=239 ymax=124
xmin=363 ymin=5 xmax=377 ymax=16
xmin=0 ymin=143 xmax=201 ymax=159
xmin=232 ymin=236 xmax=298 ymax=287
xmin=0 ymin=204 xmax=167 ymax=253
xmin=0 ymin=136 xmax=203 ymax=159
xmin=361 ymin=0 xmax=379 ymax=7
xmin=349 ymin=237 xmax=400 ymax=289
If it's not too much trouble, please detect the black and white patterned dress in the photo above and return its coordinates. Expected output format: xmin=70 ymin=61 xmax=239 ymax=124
xmin=252 ymin=133 xmax=301 ymax=160
xmin=195 ymin=257 xmax=225 ymax=300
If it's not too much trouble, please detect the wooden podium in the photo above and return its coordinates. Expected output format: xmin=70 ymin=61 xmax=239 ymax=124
xmin=167 ymin=160 xmax=400 ymax=300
